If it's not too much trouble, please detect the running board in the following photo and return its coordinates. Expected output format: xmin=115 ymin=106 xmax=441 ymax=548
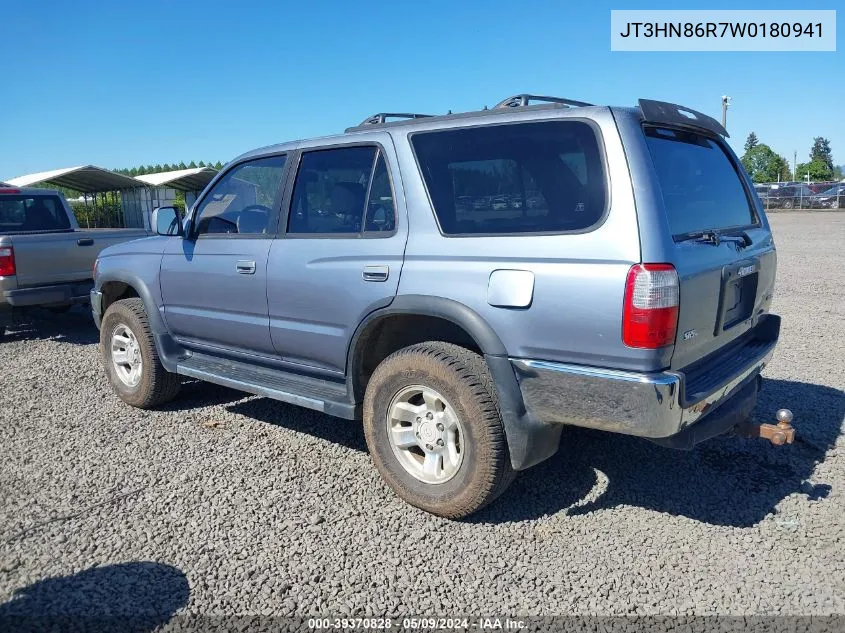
xmin=176 ymin=352 xmax=358 ymax=419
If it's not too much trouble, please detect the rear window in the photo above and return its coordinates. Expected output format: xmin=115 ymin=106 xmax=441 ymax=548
xmin=411 ymin=121 xmax=606 ymax=235
xmin=644 ymin=127 xmax=755 ymax=236
xmin=0 ymin=195 xmax=71 ymax=232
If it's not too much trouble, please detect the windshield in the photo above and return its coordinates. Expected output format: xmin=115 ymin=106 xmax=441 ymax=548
xmin=0 ymin=195 xmax=71 ymax=233
xmin=644 ymin=127 xmax=755 ymax=236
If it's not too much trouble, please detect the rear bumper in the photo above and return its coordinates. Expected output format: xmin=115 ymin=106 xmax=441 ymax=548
xmin=512 ymin=315 xmax=779 ymax=448
xmin=2 ymin=281 xmax=93 ymax=308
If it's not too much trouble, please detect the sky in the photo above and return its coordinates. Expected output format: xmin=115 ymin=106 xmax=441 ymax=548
xmin=1 ymin=0 xmax=842 ymax=179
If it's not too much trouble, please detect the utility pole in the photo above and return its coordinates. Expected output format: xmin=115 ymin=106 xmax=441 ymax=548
xmin=793 ymin=151 xmax=797 ymax=182
xmin=721 ymin=95 xmax=731 ymax=129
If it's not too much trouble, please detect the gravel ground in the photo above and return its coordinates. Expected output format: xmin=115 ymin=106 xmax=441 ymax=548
xmin=0 ymin=212 xmax=843 ymax=624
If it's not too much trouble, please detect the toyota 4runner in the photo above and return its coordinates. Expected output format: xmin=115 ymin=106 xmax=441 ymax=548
xmin=91 ymin=94 xmax=785 ymax=518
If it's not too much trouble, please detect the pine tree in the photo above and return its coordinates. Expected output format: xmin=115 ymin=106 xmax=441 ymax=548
xmin=188 ymin=160 xmax=197 ymax=168
xmin=810 ymin=137 xmax=833 ymax=170
xmin=198 ymin=160 xmax=206 ymax=167
xmin=744 ymin=132 xmax=759 ymax=153
xmin=178 ymin=161 xmax=187 ymax=170
xmin=214 ymin=161 xmax=223 ymax=169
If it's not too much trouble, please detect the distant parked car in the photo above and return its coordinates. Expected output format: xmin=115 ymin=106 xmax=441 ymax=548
xmin=810 ymin=184 xmax=845 ymax=209
xmin=764 ymin=184 xmax=815 ymax=209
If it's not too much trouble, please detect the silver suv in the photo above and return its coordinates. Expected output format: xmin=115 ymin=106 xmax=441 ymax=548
xmin=91 ymin=94 xmax=782 ymax=518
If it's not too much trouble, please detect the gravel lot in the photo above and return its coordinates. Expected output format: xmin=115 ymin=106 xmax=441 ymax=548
xmin=1 ymin=212 xmax=843 ymax=623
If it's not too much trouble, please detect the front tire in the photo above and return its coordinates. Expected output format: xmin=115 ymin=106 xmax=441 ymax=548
xmin=363 ymin=342 xmax=514 ymax=519
xmin=101 ymin=298 xmax=180 ymax=408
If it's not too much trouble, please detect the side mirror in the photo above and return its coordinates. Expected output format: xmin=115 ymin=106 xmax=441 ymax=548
xmin=152 ymin=207 xmax=183 ymax=236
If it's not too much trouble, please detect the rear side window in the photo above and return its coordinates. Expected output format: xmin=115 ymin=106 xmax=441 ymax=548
xmin=0 ymin=195 xmax=70 ymax=232
xmin=411 ymin=121 xmax=606 ymax=235
xmin=644 ymin=127 xmax=755 ymax=236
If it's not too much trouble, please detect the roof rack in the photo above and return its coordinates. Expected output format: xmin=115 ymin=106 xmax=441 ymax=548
xmin=356 ymin=112 xmax=434 ymax=127
xmin=494 ymin=94 xmax=593 ymax=109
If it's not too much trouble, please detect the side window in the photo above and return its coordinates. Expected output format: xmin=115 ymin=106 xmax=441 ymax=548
xmin=364 ymin=153 xmax=396 ymax=233
xmin=0 ymin=195 xmax=69 ymax=232
xmin=194 ymin=155 xmax=286 ymax=236
xmin=412 ymin=121 xmax=606 ymax=235
xmin=287 ymin=146 xmax=396 ymax=235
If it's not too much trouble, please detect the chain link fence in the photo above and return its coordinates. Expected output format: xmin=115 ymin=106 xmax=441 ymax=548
xmin=754 ymin=181 xmax=845 ymax=210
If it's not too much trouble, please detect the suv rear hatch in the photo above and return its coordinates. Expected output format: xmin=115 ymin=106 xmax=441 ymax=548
xmin=643 ymin=126 xmax=777 ymax=374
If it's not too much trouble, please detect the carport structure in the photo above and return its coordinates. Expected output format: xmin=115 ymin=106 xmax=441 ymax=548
xmin=135 ymin=166 xmax=218 ymax=212
xmin=5 ymin=165 xmax=150 ymax=229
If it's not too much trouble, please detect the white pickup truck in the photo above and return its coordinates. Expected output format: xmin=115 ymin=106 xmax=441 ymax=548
xmin=0 ymin=186 xmax=148 ymax=337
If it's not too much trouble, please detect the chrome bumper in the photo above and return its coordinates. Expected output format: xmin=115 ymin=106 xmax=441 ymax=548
xmin=511 ymin=343 xmax=776 ymax=440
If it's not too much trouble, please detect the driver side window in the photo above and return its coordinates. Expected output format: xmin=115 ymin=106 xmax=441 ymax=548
xmin=194 ymin=155 xmax=287 ymax=236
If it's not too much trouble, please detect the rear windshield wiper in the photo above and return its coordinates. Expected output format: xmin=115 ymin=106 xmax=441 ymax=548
xmin=674 ymin=229 xmax=751 ymax=248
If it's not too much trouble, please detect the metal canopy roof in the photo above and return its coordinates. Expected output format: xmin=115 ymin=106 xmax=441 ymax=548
xmin=6 ymin=165 xmax=145 ymax=193
xmin=135 ymin=167 xmax=218 ymax=192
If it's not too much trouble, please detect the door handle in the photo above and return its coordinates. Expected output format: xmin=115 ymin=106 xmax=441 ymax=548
xmin=362 ymin=265 xmax=389 ymax=282
xmin=236 ymin=260 xmax=256 ymax=275
xmin=77 ymin=238 xmax=94 ymax=246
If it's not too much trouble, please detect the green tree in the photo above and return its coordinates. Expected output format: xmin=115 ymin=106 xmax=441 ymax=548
xmin=188 ymin=160 xmax=197 ymax=168
xmin=129 ymin=167 xmax=138 ymax=176
xmin=178 ymin=161 xmax=187 ymax=170
xmin=214 ymin=161 xmax=223 ymax=169
xmin=810 ymin=137 xmax=833 ymax=171
xmin=198 ymin=160 xmax=206 ymax=167
xmin=741 ymin=144 xmax=790 ymax=183
xmin=795 ymin=159 xmax=833 ymax=181
xmin=744 ymin=132 xmax=759 ymax=153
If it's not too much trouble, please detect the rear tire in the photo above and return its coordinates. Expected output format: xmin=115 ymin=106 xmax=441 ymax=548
xmin=363 ymin=341 xmax=515 ymax=519
xmin=101 ymin=298 xmax=180 ymax=408
xmin=782 ymin=199 xmax=794 ymax=210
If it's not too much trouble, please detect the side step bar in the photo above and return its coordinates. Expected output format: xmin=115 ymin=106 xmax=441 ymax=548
xmin=176 ymin=352 xmax=358 ymax=420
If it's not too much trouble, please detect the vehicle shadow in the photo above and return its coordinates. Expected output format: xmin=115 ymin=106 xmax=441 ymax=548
xmin=471 ymin=378 xmax=843 ymax=527
xmin=0 ymin=561 xmax=189 ymax=633
xmin=160 ymin=379 xmax=249 ymax=412
xmin=1 ymin=306 xmax=99 ymax=346
xmin=214 ymin=378 xmax=842 ymax=528
xmin=226 ymin=397 xmax=368 ymax=453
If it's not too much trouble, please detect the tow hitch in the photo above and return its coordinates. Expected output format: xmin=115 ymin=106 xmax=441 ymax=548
xmin=736 ymin=409 xmax=796 ymax=445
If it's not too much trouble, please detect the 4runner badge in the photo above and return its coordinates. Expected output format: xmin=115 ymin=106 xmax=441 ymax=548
xmin=738 ymin=265 xmax=756 ymax=277
xmin=683 ymin=329 xmax=697 ymax=341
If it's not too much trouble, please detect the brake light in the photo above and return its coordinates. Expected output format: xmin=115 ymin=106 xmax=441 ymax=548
xmin=622 ymin=263 xmax=679 ymax=348
xmin=0 ymin=188 xmax=20 ymax=194
xmin=0 ymin=246 xmax=15 ymax=277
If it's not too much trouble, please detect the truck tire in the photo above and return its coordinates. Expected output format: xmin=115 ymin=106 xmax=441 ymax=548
xmin=363 ymin=341 xmax=515 ymax=519
xmin=101 ymin=298 xmax=180 ymax=409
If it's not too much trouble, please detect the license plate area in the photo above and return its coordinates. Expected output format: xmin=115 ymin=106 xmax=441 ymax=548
xmin=715 ymin=260 xmax=759 ymax=333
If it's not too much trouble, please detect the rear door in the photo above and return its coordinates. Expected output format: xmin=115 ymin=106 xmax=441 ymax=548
xmin=266 ymin=140 xmax=407 ymax=375
xmin=643 ymin=126 xmax=776 ymax=369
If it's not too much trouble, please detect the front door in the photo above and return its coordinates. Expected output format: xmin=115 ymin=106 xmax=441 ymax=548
xmin=160 ymin=154 xmax=288 ymax=356
xmin=267 ymin=142 xmax=407 ymax=374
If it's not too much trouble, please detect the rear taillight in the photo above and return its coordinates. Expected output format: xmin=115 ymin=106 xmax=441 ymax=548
xmin=0 ymin=246 xmax=15 ymax=277
xmin=622 ymin=263 xmax=679 ymax=349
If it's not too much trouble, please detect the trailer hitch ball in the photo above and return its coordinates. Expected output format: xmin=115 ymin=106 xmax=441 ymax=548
xmin=770 ymin=409 xmax=795 ymax=446
xmin=736 ymin=408 xmax=796 ymax=445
